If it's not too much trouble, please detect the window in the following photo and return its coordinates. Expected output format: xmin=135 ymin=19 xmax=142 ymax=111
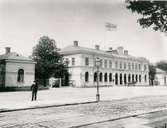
xmin=124 ymin=62 xmax=126 ymax=70
xmin=109 ymin=60 xmax=112 ymax=68
xmin=104 ymin=59 xmax=107 ymax=68
xmin=94 ymin=72 xmax=97 ymax=82
xmin=128 ymin=63 xmax=131 ymax=70
xmin=120 ymin=62 xmax=122 ymax=69
xmin=109 ymin=73 xmax=112 ymax=82
xmin=132 ymin=74 xmax=134 ymax=83
xmin=124 ymin=74 xmax=127 ymax=84
xmin=144 ymin=65 xmax=147 ymax=71
xmin=145 ymin=75 xmax=147 ymax=83
xmin=120 ymin=74 xmax=122 ymax=85
xmin=139 ymin=64 xmax=141 ymax=71
xmin=17 ymin=69 xmax=24 ymax=82
xmin=85 ymin=72 xmax=89 ymax=82
xmin=132 ymin=63 xmax=134 ymax=70
xmin=65 ymin=58 xmax=69 ymax=66
xmin=135 ymin=63 xmax=137 ymax=70
xmin=128 ymin=74 xmax=131 ymax=82
xmin=104 ymin=73 xmax=108 ymax=82
xmin=115 ymin=61 xmax=118 ymax=69
xmin=139 ymin=75 xmax=141 ymax=82
xmin=72 ymin=58 xmax=75 ymax=66
xmin=100 ymin=59 xmax=103 ymax=67
xmin=136 ymin=75 xmax=138 ymax=82
xmin=99 ymin=72 xmax=103 ymax=82
xmin=85 ymin=57 xmax=89 ymax=66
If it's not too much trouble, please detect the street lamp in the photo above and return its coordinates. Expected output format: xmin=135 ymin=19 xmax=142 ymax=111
xmin=95 ymin=57 xmax=101 ymax=102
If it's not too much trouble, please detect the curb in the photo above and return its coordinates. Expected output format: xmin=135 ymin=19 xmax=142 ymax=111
xmin=0 ymin=101 xmax=97 ymax=113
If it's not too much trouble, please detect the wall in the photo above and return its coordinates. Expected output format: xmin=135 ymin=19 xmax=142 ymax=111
xmin=5 ymin=61 xmax=35 ymax=87
xmin=156 ymin=74 xmax=167 ymax=86
xmin=63 ymin=53 xmax=149 ymax=87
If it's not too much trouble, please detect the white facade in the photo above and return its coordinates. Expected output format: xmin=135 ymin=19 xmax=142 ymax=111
xmin=60 ymin=41 xmax=149 ymax=87
xmin=155 ymin=68 xmax=167 ymax=86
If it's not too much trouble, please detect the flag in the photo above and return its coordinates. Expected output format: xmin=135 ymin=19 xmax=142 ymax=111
xmin=105 ymin=22 xmax=117 ymax=31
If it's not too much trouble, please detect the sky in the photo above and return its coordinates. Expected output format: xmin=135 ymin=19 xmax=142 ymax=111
xmin=0 ymin=0 xmax=166 ymax=63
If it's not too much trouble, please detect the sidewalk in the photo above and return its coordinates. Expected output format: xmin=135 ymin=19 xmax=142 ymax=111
xmin=1 ymin=86 xmax=167 ymax=112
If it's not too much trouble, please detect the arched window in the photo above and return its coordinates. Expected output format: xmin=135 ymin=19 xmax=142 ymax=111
xmin=120 ymin=74 xmax=122 ymax=85
xmin=124 ymin=74 xmax=127 ymax=85
xmin=115 ymin=73 xmax=118 ymax=85
xmin=132 ymin=74 xmax=134 ymax=83
xmin=104 ymin=73 xmax=107 ymax=82
xmin=139 ymin=75 xmax=141 ymax=83
xmin=85 ymin=72 xmax=89 ymax=82
xmin=94 ymin=72 xmax=97 ymax=82
xmin=136 ymin=75 xmax=138 ymax=82
xmin=109 ymin=73 xmax=112 ymax=82
xmin=128 ymin=74 xmax=131 ymax=83
xmin=99 ymin=72 xmax=103 ymax=82
xmin=17 ymin=69 xmax=24 ymax=82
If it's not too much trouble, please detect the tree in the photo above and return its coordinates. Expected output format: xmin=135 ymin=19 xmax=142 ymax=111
xmin=156 ymin=60 xmax=167 ymax=71
xmin=126 ymin=1 xmax=167 ymax=33
xmin=32 ymin=36 xmax=68 ymax=86
xmin=149 ymin=64 xmax=156 ymax=86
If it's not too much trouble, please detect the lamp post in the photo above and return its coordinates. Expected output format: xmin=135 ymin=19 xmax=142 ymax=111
xmin=95 ymin=57 xmax=101 ymax=102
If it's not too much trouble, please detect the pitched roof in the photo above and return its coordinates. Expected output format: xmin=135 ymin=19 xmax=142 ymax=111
xmin=60 ymin=45 xmax=148 ymax=62
xmin=156 ymin=68 xmax=167 ymax=74
xmin=0 ymin=52 xmax=34 ymax=62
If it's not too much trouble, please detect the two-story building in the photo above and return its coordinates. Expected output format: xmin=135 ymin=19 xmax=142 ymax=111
xmin=60 ymin=41 xmax=149 ymax=87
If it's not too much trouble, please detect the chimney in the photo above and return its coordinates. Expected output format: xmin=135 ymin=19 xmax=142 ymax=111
xmin=106 ymin=47 xmax=113 ymax=53
xmin=117 ymin=46 xmax=123 ymax=55
xmin=109 ymin=47 xmax=112 ymax=51
xmin=5 ymin=47 xmax=11 ymax=54
xmin=124 ymin=50 xmax=128 ymax=55
xmin=95 ymin=45 xmax=100 ymax=50
xmin=112 ymin=50 xmax=118 ymax=54
xmin=73 ymin=41 xmax=78 ymax=47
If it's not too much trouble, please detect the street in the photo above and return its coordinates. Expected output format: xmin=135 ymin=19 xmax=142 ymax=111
xmin=79 ymin=109 xmax=167 ymax=128
xmin=1 ymin=95 xmax=167 ymax=128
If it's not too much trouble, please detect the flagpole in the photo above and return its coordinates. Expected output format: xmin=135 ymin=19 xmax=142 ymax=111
xmin=104 ymin=22 xmax=117 ymax=48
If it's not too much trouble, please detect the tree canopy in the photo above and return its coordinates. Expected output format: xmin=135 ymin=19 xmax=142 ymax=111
xmin=32 ymin=36 xmax=68 ymax=86
xmin=126 ymin=1 xmax=167 ymax=33
xmin=149 ymin=64 xmax=156 ymax=85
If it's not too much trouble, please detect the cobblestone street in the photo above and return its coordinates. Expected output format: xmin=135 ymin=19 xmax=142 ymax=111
xmin=1 ymin=95 xmax=167 ymax=128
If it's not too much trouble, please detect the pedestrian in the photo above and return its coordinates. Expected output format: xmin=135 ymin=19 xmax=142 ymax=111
xmin=31 ymin=80 xmax=38 ymax=101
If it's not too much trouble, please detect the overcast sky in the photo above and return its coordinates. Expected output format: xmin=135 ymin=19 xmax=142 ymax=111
xmin=0 ymin=0 xmax=166 ymax=63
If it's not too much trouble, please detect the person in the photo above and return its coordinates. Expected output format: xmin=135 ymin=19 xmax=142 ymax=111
xmin=31 ymin=80 xmax=38 ymax=101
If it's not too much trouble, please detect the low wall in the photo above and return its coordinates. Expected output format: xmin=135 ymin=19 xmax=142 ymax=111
xmin=0 ymin=86 xmax=49 ymax=92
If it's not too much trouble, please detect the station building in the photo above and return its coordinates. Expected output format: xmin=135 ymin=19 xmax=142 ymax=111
xmin=60 ymin=41 xmax=149 ymax=87
xmin=155 ymin=68 xmax=167 ymax=86
xmin=0 ymin=47 xmax=35 ymax=87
